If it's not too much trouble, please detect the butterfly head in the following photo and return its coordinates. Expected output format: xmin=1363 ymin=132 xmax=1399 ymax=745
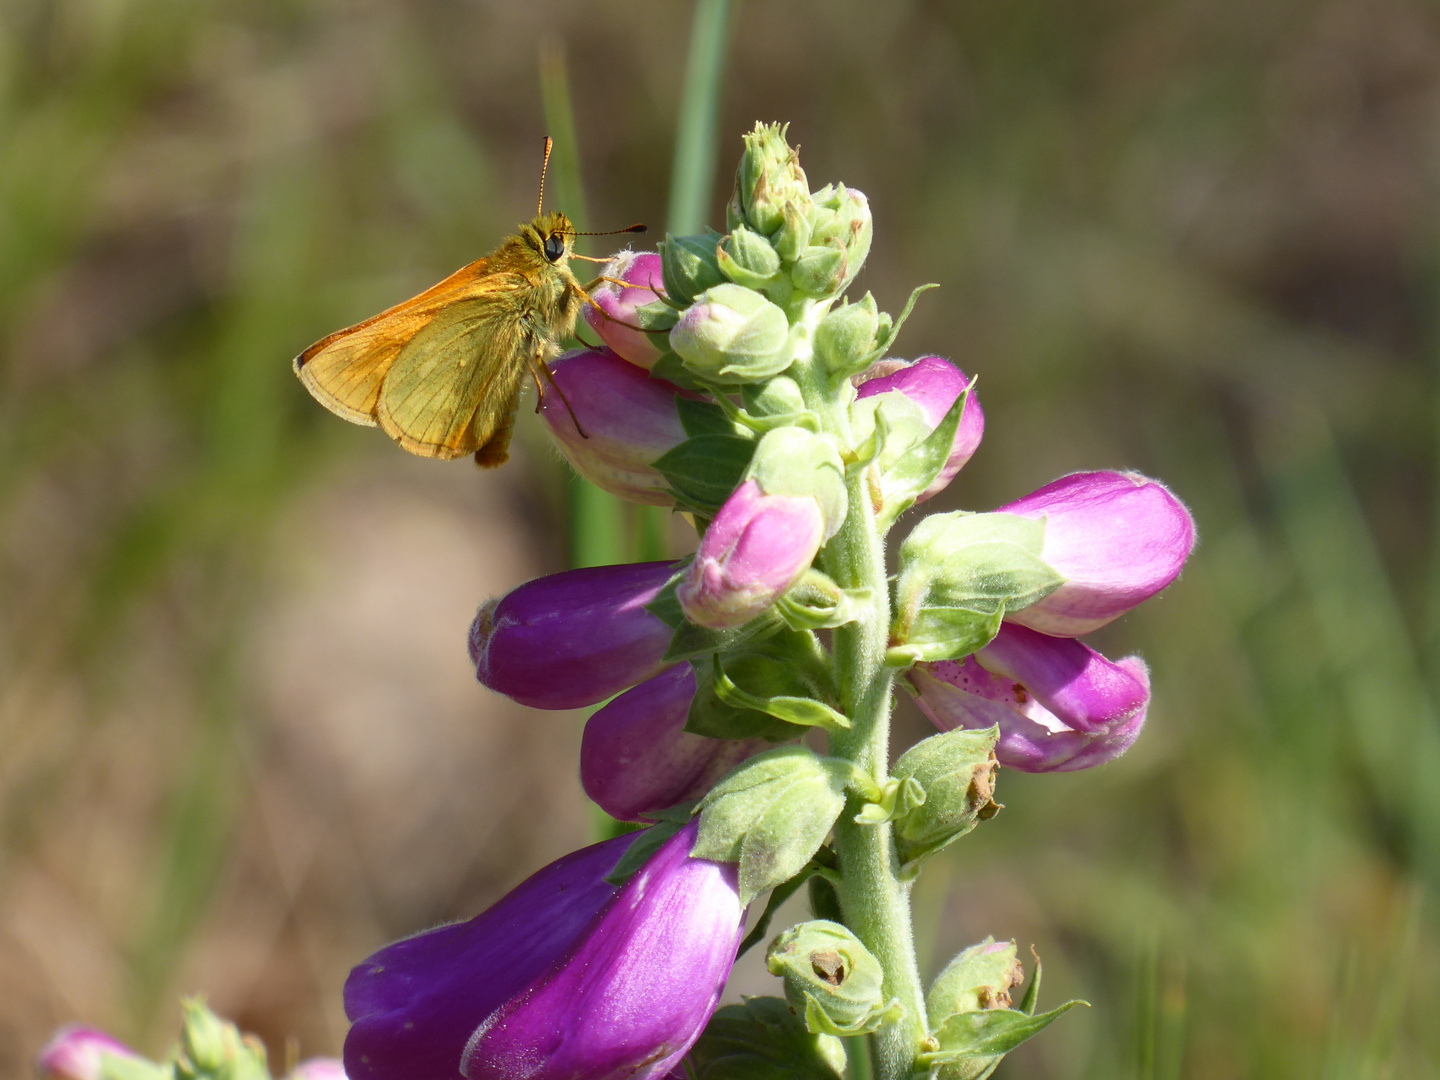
xmin=523 ymin=211 xmax=574 ymax=266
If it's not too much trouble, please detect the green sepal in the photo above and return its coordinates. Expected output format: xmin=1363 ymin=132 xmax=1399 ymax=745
xmin=874 ymin=385 xmax=970 ymax=531
xmin=766 ymin=921 xmax=902 ymax=1036
xmin=775 ymin=570 xmax=868 ymax=631
xmin=694 ymin=378 xmax=821 ymax=436
xmin=892 ymin=513 xmax=1064 ymax=663
xmin=694 ymin=746 xmax=850 ymax=903
xmin=688 ymin=996 xmax=847 ymax=1080
xmin=660 ymin=230 xmax=727 ymax=305
xmin=632 ymin=297 xmax=681 ymax=331
xmin=655 ymin=433 xmax=758 ymax=514
xmin=713 ymin=654 xmax=851 ymax=733
xmin=719 ymin=226 xmax=782 ymax=289
xmin=927 ymin=937 xmax=1028 ymax=1021
xmin=869 ymin=283 xmax=937 ymax=364
xmin=746 ymin=427 xmax=847 ymax=539
xmin=685 ymin=634 xmax=831 ymax=741
xmin=853 ymin=775 xmax=927 ymax=826
xmin=773 ymin=197 xmax=813 ymax=262
xmin=791 ymin=241 xmax=848 ymax=298
xmin=891 ymin=726 xmax=1000 ymax=876
xmin=744 ymin=375 xmax=807 ymax=417
xmin=920 ymin=1002 xmax=1086 ymax=1076
xmin=814 ymin=292 xmax=881 ymax=379
xmin=603 ymin=813 xmax=691 ymax=886
xmin=99 ymin=1055 xmax=169 ymax=1080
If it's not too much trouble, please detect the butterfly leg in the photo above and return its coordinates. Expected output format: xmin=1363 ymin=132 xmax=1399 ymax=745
xmin=528 ymin=345 xmax=589 ymax=440
xmin=577 ymin=280 xmax=650 ymax=332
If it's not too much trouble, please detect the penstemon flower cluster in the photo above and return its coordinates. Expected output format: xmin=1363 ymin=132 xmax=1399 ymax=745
xmin=41 ymin=124 xmax=1194 ymax=1080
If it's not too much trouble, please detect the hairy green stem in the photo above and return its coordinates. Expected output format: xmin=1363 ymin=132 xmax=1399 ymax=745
xmin=797 ymin=344 xmax=928 ymax=1080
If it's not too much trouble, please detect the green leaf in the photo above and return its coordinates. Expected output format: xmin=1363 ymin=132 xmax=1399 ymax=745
xmin=661 ymin=608 xmax=783 ymax=665
xmin=689 ymin=997 xmax=847 ymax=1080
xmin=695 ymin=747 xmax=849 ymax=903
xmin=677 ymin=395 xmax=749 ymax=438
xmin=713 ymin=654 xmax=851 ymax=732
xmin=655 ymin=433 xmax=757 ymax=513
xmin=685 ymin=654 xmax=806 ymax=741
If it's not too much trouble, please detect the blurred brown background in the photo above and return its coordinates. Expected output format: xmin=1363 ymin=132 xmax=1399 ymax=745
xmin=3 ymin=0 xmax=1439 ymax=1077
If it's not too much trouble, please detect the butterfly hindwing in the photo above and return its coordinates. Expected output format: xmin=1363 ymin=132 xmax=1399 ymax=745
xmin=376 ymin=286 xmax=533 ymax=459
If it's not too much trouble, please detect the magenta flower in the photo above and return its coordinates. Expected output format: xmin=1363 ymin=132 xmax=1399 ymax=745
xmin=540 ymin=349 xmax=687 ymax=506
xmin=344 ymin=823 xmax=743 ymax=1080
xmin=855 ymin=356 xmax=985 ymax=501
xmin=39 ymin=1027 xmax=144 ymax=1080
xmin=470 ymin=561 xmax=677 ymax=709
xmin=583 ymin=251 xmax=667 ymax=369
xmin=581 ymin=664 xmax=766 ymax=821
xmin=908 ymin=622 xmax=1150 ymax=772
xmin=999 ymin=471 xmax=1195 ymax=636
xmin=677 ymin=479 xmax=825 ymax=629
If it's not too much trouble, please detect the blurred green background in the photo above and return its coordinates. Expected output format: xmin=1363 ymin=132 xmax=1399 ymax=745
xmin=3 ymin=0 xmax=1439 ymax=1076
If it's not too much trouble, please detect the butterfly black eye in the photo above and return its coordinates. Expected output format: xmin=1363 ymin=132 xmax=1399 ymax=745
xmin=543 ymin=233 xmax=566 ymax=262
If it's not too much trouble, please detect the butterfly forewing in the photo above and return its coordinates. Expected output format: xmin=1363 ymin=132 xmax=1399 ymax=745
xmin=292 ymin=258 xmax=499 ymax=428
xmin=377 ymin=291 xmax=532 ymax=459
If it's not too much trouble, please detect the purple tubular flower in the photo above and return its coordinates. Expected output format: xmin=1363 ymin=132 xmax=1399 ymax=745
xmin=855 ymin=356 xmax=985 ymax=500
xmin=583 ymin=251 xmax=667 ymax=369
xmin=582 ymin=664 xmax=766 ymax=821
xmin=470 ymin=561 xmax=677 ymax=709
xmin=540 ymin=349 xmax=686 ymax=506
xmin=39 ymin=1027 xmax=142 ymax=1080
xmin=998 ymin=471 xmax=1195 ymax=636
xmin=677 ymin=479 xmax=825 ymax=629
xmin=344 ymin=822 xmax=743 ymax=1080
xmin=908 ymin=622 xmax=1150 ymax=772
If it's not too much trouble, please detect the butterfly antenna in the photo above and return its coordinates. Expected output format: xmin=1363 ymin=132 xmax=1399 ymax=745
xmin=569 ymin=224 xmax=647 ymax=237
xmin=537 ymin=136 xmax=554 ymax=217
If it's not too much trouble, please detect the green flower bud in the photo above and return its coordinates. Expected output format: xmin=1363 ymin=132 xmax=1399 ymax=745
xmin=798 ymin=184 xmax=873 ymax=297
xmin=814 ymin=293 xmax=881 ymax=377
xmin=719 ymin=226 xmax=782 ymax=290
xmin=747 ymin=427 xmax=847 ymax=540
xmin=660 ymin=230 xmax=727 ymax=305
xmin=732 ymin=122 xmax=813 ymax=237
xmin=766 ymin=920 xmax=900 ymax=1036
xmin=175 ymin=1000 xmax=270 ymax=1080
xmin=927 ymin=938 xmax=1028 ymax=1021
xmin=773 ymin=198 xmax=813 ymax=263
xmin=670 ymin=283 xmax=790 ymax=384
xmin=744 ymin=375 xmax=807 ymax=418
xmin=892 ymin=727 xmax=1001 ymax=874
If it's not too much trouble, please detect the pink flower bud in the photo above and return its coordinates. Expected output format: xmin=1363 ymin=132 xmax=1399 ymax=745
xmin=344 ymin=823 xmax=743 ymax=1080
xmin=855 ymin=356 xmax=985 ymax=501
xmin=540 ymin=349 xmax=687 ymax=506
xmin=470 ymin=561 xmax=677 ymax=709
xmin=909 ymin=623 xmax=1150 ymax=772
xmin=583 ymin=251 xmax=667 ymax=369
xmin=677 ymin=480 xmax=825 ymax=629
xmin=288 ymin=1061 xmax=347 ymax=1080
xmin=581 ymin=664 xmax=766 ymax=821
xmin=39 ymin=1027 xmax=142 ymax=1080
xmin=998 ymin=471 xmax=1195 ymax=636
